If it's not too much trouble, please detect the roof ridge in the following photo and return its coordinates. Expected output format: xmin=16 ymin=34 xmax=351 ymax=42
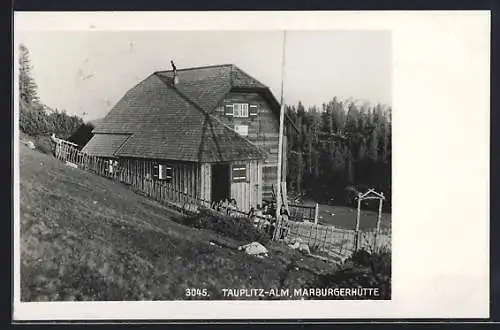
xmin=229 ymin=64 xmax=234 ymax=87
xmin=232 ymin=65 xmax=269 ymax=88
xmin=155 ymin=63 xmax=233 ymax=74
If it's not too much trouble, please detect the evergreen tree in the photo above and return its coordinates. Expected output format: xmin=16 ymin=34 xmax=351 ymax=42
xmin=19 ymin=43 xmax=39 ymax=105
xmin=285 ymin=98 xmax=392 ymax=210
xmin=18 ymin=43 xmax=87 ymax=140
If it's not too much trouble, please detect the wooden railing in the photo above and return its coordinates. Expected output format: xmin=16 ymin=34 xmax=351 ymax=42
xmin=283 ymin=221 xmax=391 ymax=257
xmin=52 ymin=137 xmax=208 ymax=215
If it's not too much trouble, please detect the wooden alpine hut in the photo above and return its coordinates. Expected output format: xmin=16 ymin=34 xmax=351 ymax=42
xmin=82 ymin=63 xmax=293 ymax=212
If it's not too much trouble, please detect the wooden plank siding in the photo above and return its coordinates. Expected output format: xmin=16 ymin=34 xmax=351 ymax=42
xmin=214 ymin=91 xmax=286 ymax=201
xmin=116 ymin=158 xmax=260 ymax=212
xmin=229 ymin=160 xmax=261 ymax=212
xmin=118 ymin=158 xmax=200 ymax=200
xmin=199 ymin=163 xmax=211 ymax=202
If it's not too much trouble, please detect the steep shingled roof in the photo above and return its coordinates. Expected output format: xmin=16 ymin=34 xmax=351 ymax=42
xmin=87 ymin=70 xmax=267 ymax=162
xmin=81 ymin=134 xmax=131 ymax=158
xmin=155 ymin=64 xmax=268 ymax=113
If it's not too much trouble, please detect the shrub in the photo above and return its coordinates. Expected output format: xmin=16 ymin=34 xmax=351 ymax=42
xmin=32 ymin=136 xmax=54 ymax=155
xmin=307 ymin=249 xmax=391 ymax=300
xmin=183 ymin=208 xmax=270 ymax=245
xmin=47 ymin=110 xmax=84 ymax=140
xmin=67 ymin=123 xmax=95 ymax=147
xmin=20 ymin=99 xmax=86 ymax=144
xmin=20 ymin=101 xmax=52 ymax=137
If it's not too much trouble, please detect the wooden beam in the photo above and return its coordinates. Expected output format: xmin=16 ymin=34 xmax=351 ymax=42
xmin=355 ymin=195 xmax=361 ymax=232
xmin=376 ymin=198 xmax=383 ymax=233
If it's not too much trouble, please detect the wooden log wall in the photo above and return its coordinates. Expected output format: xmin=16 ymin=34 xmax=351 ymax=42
xmin=199 ymin=163 xmax=211 ymax=202
xmin=118 ymin=158 xmax=199 ymax=199
xmin=213 ymin=92 xmax=287 ymax=200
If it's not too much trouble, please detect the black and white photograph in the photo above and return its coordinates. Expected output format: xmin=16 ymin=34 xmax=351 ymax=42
xmin=13 ymin=11 xmax=490 ymax=320
xmin=18 ymin=28 xmax=392 ymax=302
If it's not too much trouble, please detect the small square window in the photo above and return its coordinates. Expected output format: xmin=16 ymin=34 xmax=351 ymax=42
xmin=234 ymin=125 xmax=248 ymax=136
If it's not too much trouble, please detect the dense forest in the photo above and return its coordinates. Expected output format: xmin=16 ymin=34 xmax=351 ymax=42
xmin=285 ymin=99 xmax=392 ymax=212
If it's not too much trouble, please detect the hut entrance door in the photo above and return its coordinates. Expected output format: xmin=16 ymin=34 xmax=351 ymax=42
xmin=211 ymin=163 xmax=230 ymax=202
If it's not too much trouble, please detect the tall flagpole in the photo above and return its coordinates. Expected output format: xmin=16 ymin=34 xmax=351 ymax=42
xmin=273 ymin=30 xmax=286 ymax=240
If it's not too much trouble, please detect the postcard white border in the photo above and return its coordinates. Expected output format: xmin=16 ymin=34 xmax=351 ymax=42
xmin=13 ymin=10 xmax=491 ymax=320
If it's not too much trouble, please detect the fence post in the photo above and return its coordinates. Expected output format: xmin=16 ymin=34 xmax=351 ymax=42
xmin=355 ymin=196 xmax=361 ymax=232
xmin=314 ymin=203 xmax=319 ymax=224
xmin=307 ymin=223 xmax=314 ymax=246
xmin=322 ymin=226 xmax=329 ymax=250
xmin=313 ymin=223 xmax=320 ymax=246
xmin=339 ymin=231 xmax=345 ymax=255
xmin=354 ymin=230 xmax=361 ymax=251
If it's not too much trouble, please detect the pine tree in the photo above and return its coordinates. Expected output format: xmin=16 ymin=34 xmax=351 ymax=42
xmin=19 ymin=43 xmax=53 ymax=136
xmin=367 ymin=125 xmax=379 ymax=161
xmin=19 ymin=43 xmax=39 ymax=106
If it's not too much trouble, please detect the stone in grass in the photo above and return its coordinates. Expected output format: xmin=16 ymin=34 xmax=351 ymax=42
xmin=26 ymin=140 xmax=36 ymax=149
xmin=287 ymin=237 xmax=311 ymax=255
xmin=298 ymin=243 xmax=311 ymax=255
xmin=238 ymin=242 xmax=269 ymax=258
xmin=65 ymin=161 xmax=78 ymax=169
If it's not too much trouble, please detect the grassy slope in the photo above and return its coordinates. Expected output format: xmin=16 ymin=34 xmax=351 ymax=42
xmin=20 ymin=145 xmax=335 ymax=301
xmin=19 ymin=131 xmax=53 ymax=155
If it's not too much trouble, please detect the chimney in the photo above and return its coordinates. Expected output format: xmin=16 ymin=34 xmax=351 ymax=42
xmin=171 ymin=60 xmax=179 ymax=86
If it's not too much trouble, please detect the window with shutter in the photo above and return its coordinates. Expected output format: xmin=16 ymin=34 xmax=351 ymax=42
xmin=153 ymin=163 xmax=159 ymax=180
xmin=232 ymin=165 xmax=247 ymax=183
xmin=108 ymin=160 xmax=115 ymax=174
xmin=233 ymin=103 xmax=249 ymax=117
xmin=158 ymin=164 xmax=173 ymax=183
xmin=225 ymin=104 xmax=234 ymax=116
xmin=104 ymin=160 xmax=110 ymax=174
xmin=234 ymin=125 xmax=248 ymax=137
xmin=249 ymin=104 xmax=258 ymax=116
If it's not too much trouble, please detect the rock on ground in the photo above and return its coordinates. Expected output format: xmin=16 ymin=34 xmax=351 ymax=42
xmin=238 ymin=242 xmax=268 ymax=258
xmin=287 ymin=237 xmax=311 ymax=255
xmin=26 ymin=141 xmax=36 ymax=149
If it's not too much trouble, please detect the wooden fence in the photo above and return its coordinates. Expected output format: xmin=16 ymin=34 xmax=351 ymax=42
xmin=51 ymin=137 xmax=391 ymax=260
xmin=288 ymin=203 xmax=317 ymax=222
xmin=282 ymin=221 xmax=391 ymax=259
xmin=52 ymin=137 xmax=210 ymax=215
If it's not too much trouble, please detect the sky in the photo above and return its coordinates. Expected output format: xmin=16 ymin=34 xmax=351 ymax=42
xmin=17 ymin=30 xmax=391 ymax=121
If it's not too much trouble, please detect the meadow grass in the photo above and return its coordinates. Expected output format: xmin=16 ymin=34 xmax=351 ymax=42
xmin=20 ymin=145 xmax=336 ymax=301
